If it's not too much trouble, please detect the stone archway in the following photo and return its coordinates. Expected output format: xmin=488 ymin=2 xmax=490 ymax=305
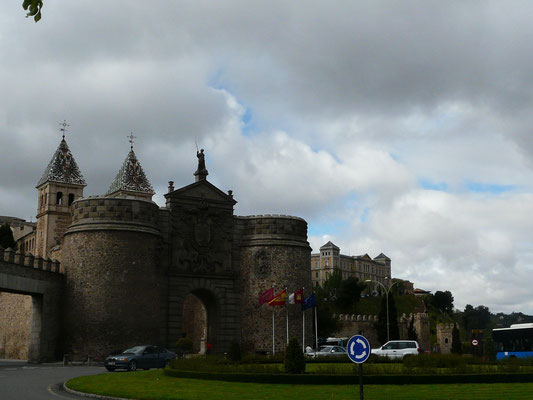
xmin=181 ymin=288 xmax=217 ymax=354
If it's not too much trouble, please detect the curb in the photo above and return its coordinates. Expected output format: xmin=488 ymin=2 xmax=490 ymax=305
xmin=63 ymin=382 xmax=131 ymax=400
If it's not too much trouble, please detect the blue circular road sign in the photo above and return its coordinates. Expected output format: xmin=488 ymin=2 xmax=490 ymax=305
xmin=347 ymin=335 xmax=371 ymax=364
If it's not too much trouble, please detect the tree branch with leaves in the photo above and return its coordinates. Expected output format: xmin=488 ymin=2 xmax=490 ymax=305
xmin=22 ymin=0 xmax=43 ymax=22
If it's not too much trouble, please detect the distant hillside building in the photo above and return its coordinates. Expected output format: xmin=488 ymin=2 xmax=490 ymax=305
xmin=311 ymin=241 xmax=391 ymax=287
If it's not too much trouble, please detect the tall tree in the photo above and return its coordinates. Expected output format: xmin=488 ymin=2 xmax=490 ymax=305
xmin=451 ymin=323 xmax=462 ymax=354
xmin=407 ymin=314 xmax=418 ymax=341
xmin=335 ymin=277 xmax=365 ymax=314
xmin=375 ymin=293 xmax=399 ymax=343
xmin=0 ymin=224 xmax=16 ymax=250
xmin=432 ymin=290 xmax=454 ymax=314
xmin=462 ymin=304 xmax=491 ymax=333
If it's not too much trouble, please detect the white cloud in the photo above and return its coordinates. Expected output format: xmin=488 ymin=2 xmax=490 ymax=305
xmin=2 ymin=1 xmax=533 ymax=314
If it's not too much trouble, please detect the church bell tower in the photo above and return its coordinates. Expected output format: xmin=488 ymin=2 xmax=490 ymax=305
xmin=35 ymin=121 xmax=86 ymax=258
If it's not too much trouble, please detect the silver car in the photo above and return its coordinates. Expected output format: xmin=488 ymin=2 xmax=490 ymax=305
xmin=309 ymin=345 xmax=347 ymax=358
xmin=371 ymin=340 xmax=420 ymax=359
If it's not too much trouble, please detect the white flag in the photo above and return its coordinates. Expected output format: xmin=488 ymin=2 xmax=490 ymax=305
xmin=288 ymin=292 xmax=295 ymax=304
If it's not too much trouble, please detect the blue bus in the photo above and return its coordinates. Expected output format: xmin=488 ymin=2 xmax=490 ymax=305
xmin=493 ymin=323 xmax=533 ymax=360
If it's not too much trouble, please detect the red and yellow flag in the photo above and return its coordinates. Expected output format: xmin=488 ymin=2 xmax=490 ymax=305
xmin=259 ymin=288 xmax=275 ymax=305
xmin=268 ymin=289 xmax=287 ymax=306
xmin=288 ymin=289 xmax=304 ymax=304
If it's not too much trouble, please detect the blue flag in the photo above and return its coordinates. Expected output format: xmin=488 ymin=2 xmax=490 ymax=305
xmin=301 ymin=293 xmax=316 ymax=311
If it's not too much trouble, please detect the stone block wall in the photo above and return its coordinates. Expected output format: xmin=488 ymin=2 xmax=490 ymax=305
xmin=0 ymin=246 xmax=64 ymax=362
xmin=237 ymin=215 xmax=312 ymax=354
xmin=436 ymin=323 xmax=455 ymax=354
xmin=61 ymin=197 xmax=162 ymax=361
xmin=334 ymin=313 xmax=430 ymax=351
xmin=0 ymin=292 xmax=31 ymax=359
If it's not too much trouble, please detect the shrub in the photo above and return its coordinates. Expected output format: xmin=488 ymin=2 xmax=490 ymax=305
xmin=227 ymin=340 xmax=241 ymax=362
xmin=284 ymin=338 xmax=305 ymax=374
xmin=176 ymin=337 xmax=193 ymax=357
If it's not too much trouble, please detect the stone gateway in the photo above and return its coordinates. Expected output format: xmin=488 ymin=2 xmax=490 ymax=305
xmin=2 ymin=135 xmax=313 ymax=361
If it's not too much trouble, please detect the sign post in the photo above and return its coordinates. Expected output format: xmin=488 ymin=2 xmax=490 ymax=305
xmin=346 ymin=335 xmax=371 ymax=400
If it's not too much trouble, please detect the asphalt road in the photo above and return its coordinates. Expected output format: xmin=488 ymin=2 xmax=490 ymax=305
xmin=0 ymin=359 xmax=107 ymax=400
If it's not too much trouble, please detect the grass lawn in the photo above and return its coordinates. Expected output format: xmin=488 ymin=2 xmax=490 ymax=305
xmin=67 ymin=370 xmax=533 ymax=400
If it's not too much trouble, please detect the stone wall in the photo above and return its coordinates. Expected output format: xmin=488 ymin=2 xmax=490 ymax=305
xmin=333 ymin=313 xmax=430 ymax=351
xmin=436 ymin=323 xmax=455 ymax=354
xmin=0 ymin=246 xmax=64 ymax=362
xmin=62 ymin=197 xmax=162 ymax=360
xmin=237 ymin=215 xmax=313 ymax=354
xmin=0 ymin=292 xmax=31 ymax=359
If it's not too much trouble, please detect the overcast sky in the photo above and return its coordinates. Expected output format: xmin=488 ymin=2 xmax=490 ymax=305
xmin=2 ymin=1 xmax=533 ymax=314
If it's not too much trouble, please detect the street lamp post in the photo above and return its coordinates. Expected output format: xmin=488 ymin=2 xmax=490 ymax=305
xmin=365 ymin=278 xmax=400 ymax=342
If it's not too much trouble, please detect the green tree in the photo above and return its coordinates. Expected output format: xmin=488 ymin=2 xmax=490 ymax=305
xmin=316 ymin=303 xmax=339 ymax=338
xmin=407 ymin=314 xmax=418 ymax=341
xmin=335 ymin=277 xmax=365 ymax=313
xmin=462 ymin=304 xmax=491 ymax=333
xmin=175 ymin=337 xmax=193 ymax=358
xmin=227 ymin=340 xmax=241 ymax=361
xmin=432 ymin=290 xmax=454 ymax=314
xmin=451 ymin=323 xmax=462 ymax=354
xmin=0 ymin=224 xmax=16 ymax=250
xmin=375 ymin=293 xmax=399 ymax=343
xmin=284 ymin=337 xmax=305 ymax=374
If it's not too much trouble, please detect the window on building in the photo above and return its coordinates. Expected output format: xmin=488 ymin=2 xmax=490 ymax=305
xmin=325 ymin=260 xmax=329 ymax=267
xmin=68 ymin=193 xmax=75 ymax=205
xmin=56 ymin=192 xmax=63 ymax=205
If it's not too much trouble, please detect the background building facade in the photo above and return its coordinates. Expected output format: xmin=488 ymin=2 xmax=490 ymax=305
xmin=311 ymin=241 xmax=391 ymax=287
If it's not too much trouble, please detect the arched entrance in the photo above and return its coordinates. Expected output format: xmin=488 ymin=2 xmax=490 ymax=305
xmin=182 ymin=289 xmax=217 ymax=354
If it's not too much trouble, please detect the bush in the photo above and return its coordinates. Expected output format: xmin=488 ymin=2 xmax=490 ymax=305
xmin=227 ymin=340 xmax=241 ymax=362
xmin=176 ymin=337 xmax=193 ymax=357
xmin=284 ymin=338 xmax=305 ymax=374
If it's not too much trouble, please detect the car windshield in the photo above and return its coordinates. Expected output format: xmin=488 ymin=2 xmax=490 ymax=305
xmin=318 ymin=346 xmax=333 ymax=352
xmin=123 ymin=346 xmax=146 ymax=354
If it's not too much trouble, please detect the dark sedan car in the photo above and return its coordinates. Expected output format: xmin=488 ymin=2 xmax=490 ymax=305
xmin=104 ymin=345 xmax=176 ymax=371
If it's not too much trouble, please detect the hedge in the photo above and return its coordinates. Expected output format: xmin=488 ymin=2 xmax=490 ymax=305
xmin=164 ymin=368 xmax=533 ymax=385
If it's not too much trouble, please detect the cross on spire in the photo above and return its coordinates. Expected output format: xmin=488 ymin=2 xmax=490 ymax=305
xmin=127 ymin=132 xmax=137 ymax=150
xmin=59 ymin=120 xmax=70 ymax=139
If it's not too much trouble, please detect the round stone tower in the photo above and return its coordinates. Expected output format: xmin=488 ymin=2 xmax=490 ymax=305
xmin=61 ymin=196 xmax=162 ymax=360
xmin=237 ymin=215 xmax=312 ymax=353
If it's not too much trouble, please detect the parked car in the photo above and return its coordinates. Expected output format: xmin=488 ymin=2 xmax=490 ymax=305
xmin=308 ymin=345 xmax=347 ymax=358
xmin=104 ymin=345 xmax=176 ymax=371
xmin=371 ymin=340 xmax=421 ymax=359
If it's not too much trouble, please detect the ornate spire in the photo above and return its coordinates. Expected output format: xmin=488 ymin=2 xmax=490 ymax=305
xmin=36 ymin=124 xmax=86 ymax=188
xmin=107 ymin=145 xmax=154 ymax=198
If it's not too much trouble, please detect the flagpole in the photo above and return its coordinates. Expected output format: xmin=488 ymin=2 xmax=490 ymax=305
xmin=314 ymin=300 xmax=318 ymax=350
xmin=302 ymin=287 xmax=305 ymax=353
xmin=272 ymin=285 xmax=275 ymax=356
xmin=286 ymin=287 xmax=289 ymax=346
xmin=272 ymin=308 xmax=275 ymax=355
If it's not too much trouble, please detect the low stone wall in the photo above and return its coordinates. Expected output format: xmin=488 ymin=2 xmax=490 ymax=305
xmin=0 ymin=246 xmax=64 ymax=362
xmin=332 ymin=312 xmax=430 ymax=351
xmin=0 ymin=292 xmax=31 ymax=359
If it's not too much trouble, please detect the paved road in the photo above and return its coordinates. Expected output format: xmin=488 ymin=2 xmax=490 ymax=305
xmin=0 ymin=359 xmax=107 ymax=400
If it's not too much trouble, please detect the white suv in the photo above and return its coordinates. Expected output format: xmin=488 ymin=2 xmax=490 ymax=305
xmin=371 ymin=340 xmax=421 ymax=359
